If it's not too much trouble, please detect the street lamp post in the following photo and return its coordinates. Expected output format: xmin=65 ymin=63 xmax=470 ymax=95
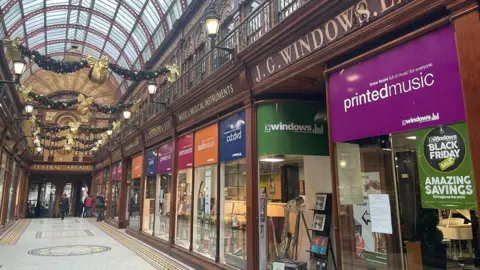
xmin=204 ymin=5 xmax=234 ymax=54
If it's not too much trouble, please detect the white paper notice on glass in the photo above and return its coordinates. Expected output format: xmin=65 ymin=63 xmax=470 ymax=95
xmin=368 ymin=194 xmax=393 ymax=234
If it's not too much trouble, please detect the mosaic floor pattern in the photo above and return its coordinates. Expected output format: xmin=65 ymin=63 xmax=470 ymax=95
xmin=90 ymin=219 xmax=192 ymax=270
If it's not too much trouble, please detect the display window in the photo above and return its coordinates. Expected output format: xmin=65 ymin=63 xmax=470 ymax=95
xmin=154 ymin=142 xmax=173 ymax=241
xmin=128 ymin=155 xmax=143 ymax=230
xmin=6 ymin=161 xmax=17 ymax=222
xmin=175 ymin=134 xmax=194 ymax=249
xmin=103 ymin=168 xmax=109 ymax=216
xmin=193 ymin=124 xmax=219 ymax=260
xmin=143 ymin=149 xmax=158 ymax=234
xmin=256 ymin=102 xmax=330 ymax=269
xmin=0 ymin=150 xmax=4 ymax=221
xmin=110 ymin=162 xmax=121 ymax=220
xmin=328 ymin=26 xmax=475 ymax=270
xmin=219 ymin=111 xmax=247 ymax=269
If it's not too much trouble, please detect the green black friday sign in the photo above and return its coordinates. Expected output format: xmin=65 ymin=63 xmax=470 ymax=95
xmin=417 ymin=122 xmax=476 ymax=210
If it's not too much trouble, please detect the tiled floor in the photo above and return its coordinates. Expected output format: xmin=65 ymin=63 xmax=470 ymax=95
xmin=0 ymin=218 xmax=193 ymax=270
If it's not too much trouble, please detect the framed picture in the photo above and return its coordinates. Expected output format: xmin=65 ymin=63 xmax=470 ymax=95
xmin=312 ymin=213 xmax=326 ymax=231
xmin=269 ymin=178 xmax=275 ymax=194
xmin=311 ymin=236 xmax=329 ymax=255
xmin=314 ymin=193 xmax=327 ymax=211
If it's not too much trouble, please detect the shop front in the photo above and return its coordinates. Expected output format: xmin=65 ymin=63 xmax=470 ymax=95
xmin=143 ymin=148 xmax=158 ymax=235
xmin=155 ymin=141 xmax=173 ymax=242
xmin=175 ymin=133 xmax=194 ymax=250
xmin=193 ymin=124 xmax=219 ymax=260
xmin=109 ymin=162 xmax=122 ymax=221
xmin=127 ymin=155 xmax=143 ymax=230
xmin=328 ymin=25 xmax=477 ymax=270
xmin=219 ymin=111 xmax=247 ymax=269
xmin=256 ymin=102 xmax=331 ymax=270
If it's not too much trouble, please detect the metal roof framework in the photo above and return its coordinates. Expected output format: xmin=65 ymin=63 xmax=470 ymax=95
xmin=0 ymin=0 xmax=190 ymax=94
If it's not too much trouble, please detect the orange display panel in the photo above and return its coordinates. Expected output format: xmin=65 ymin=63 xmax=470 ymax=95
xmin=131 ymin=155 xmax=143 ymax=179
xmin=194 ymin=124 xmax=218 ymax=167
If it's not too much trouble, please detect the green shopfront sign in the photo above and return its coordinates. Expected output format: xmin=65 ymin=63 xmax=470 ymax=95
xmin=417 ymin=122 xmax=476 ymax=209
xmin=257 ymin=102 xmax=329 ymax=156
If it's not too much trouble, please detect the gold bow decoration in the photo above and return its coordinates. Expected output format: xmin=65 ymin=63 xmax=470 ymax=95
xmin=64 ymin=144 xmax=72 ymax=153
xmin=77 ymin=94 xmax=93 ymax=115
xmin=18 ymin=85 xmax=32 ymax=103
xmin=112 ymin=121 xmax=121 ymax=133
xmin=131 ymin=100 xmax=140 ymax=113
xmin=66 ymin=133 xmax=76 ymax=146
xmin=68 ymin=121 xmax=81 ymax=134
xmin=101 ymin=133 xmax=108 ymax=143
xmin=33 ymin=127 xmax=40 ymax=137
xmin=3 ymin=37 xmax=23 ymax=60
xmin=166 ymin=64 xmax=180 ymax=83
xmin=29 ymin=114 xmax=37 ymax=126
xmin=87 ymin=56 xmax=109 ymax=84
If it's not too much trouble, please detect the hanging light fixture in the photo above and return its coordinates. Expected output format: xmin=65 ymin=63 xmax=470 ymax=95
xmin=123 ymin=110 xmax=132 ymax=120
xmin=205 ymin=6 xmax=220 ymax=39
xmin=97 ymin=139 xmax=102 ymax=145
xmin=147 ymin=79 xmax=158 ymax=95
xmin=106 ymin=129 xmax=113 ymax=136
xmin=13 ymin=59 xmax=27 ymax=77
xmin=65 ymin=44 xmax=81 ymax=63
xmin=33 ymin=138 xmax=40 ymax=145
xmin=36 ymin=146 xmax=42 ymax=153
xmin=24 ymin=103 xmax=34 ymax=114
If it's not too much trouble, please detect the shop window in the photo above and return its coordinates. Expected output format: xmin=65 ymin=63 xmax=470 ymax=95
xmin=175 ymin=168 xmax=193 ymax=248
xmin=220 ymin=159 xmax=247 ymax=269
xmin=193 ymin=165 xmax=218 ymax=260
xmin=125 ymin=162 xmax=132 ymax=222
xmin=6 ymin=161 xmax=17 ymax=222
xmin=127 ymin=179 xmax=141 ymax=229
xmin=110 ymin=180 xmax=120 ymax=220
xmin=154 ymin=173 xmax=172 ymax=241
xmin=0 ymin=151 xmax=4 ymax=221
xmin=260 ymin=155 xmax=330 ymax=268
xmin=142 ymin=176 xmax=156 ymax=234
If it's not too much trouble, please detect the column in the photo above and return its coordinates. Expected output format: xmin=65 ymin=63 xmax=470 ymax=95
xmin=119 ymin=157 xmax=128 ymax=228
xmin=447 ymin=0 xmax=480 ymax=215
xmin=245 ymin=105 xmax=258 ymax=270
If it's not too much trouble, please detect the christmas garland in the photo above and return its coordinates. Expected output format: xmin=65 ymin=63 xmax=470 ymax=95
xmin=39 ymin=143 xmax=96 ymax=152
xmin=38 ymin=133 xmax=66 ymax=142
xmin=39 ymin=143 xmax=64 ymax=151
xmin=20 ymin=45 xmax=89 ymax=74
xmin=18 ymin=44 xmax=169 ymax=81
xmin=72 ymin=145 xmax=95 ymax=152
xmin=36 ymin=133 xmax=98 ymax=145
xmin=24 ymin=90 xmax=134 ymax=113
xmin=74 ymin=137 xmax=98 ymax=145
xmin=29 ymin=92 xmax=78 ymax=110
xmin=35 ymin=120 xmax=112 ymax=134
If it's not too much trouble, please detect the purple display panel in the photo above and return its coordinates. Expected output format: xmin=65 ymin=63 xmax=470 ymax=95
xmin=177 ymin=134 xmax=193 ymax=170
xmin=157 ymin=141 xmax=173 ymax=174
xmin=116 ymin=161 xmax=122 ymax=180
xmin=111 ymin=163 xmax=117 ymax=180
xmin=329 ymin=26 xmax=465 ymax=143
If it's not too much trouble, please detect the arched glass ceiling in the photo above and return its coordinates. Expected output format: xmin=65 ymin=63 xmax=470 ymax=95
xmin=0 ymin=0 xmax=191 ymax=94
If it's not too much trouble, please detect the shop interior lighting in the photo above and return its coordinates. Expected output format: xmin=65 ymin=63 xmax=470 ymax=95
xmin=406 ymin=136 xmax=417 ymax=140
xmin=260 ymin=155 xmax=285 ymax=163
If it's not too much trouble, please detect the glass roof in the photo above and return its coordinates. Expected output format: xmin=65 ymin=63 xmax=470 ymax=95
xmin=0 ymin=0 xmax=191 ymax=94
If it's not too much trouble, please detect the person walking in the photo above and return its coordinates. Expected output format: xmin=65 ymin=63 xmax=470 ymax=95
xmin=84 ymin=193 xmax=94 ymax=217
xmin=59 ymin=194 xmax=69 ymax=220
xmin=96 ymin=192 xmax=105 ymax=221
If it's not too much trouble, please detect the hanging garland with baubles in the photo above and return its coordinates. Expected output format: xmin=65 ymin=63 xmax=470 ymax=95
xmin=19 ymin=86 xmax=138 ymax=115
xmin=35 ymin=119 xmax=112 ymax=134
xmin=3 ymin=37 xmax=181 ymax=83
